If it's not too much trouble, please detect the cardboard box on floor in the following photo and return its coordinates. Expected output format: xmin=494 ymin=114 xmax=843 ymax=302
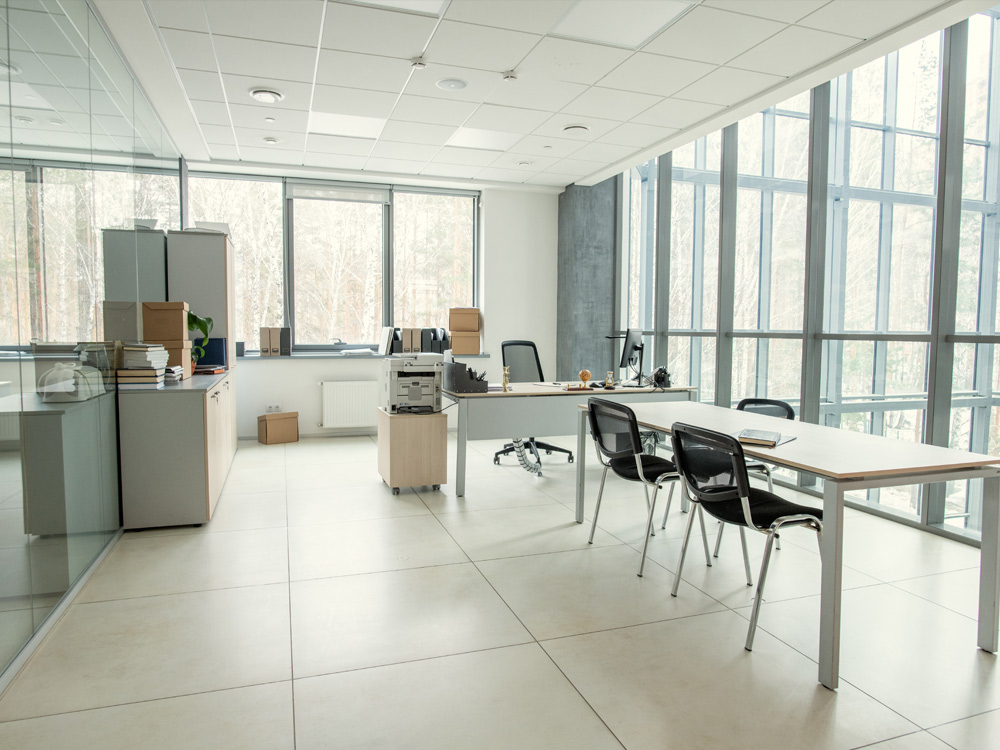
xmin=258 ymin=412 xmax=299 ymax=444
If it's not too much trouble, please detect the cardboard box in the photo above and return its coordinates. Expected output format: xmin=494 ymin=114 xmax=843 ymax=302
xmin=258 ymin=412 xmax=299 ymax=444
xmin=147 ymin=339 xmax=193 ymax=379
xmin=259 ymin=327 xmax=271 ymax=356
xmin=449 ymin=331 xmax=480 ymax=355
xmin=103 ymin=301 xmax=139 ymax=341
xmin=142 ymin=301 xmax=188 ymax=342
xmin=449 ymin=308 xmax=480 ymax=332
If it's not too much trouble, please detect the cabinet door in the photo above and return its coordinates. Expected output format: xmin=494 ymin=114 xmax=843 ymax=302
xmin=206 ymin=386 xmax=223 ymax=514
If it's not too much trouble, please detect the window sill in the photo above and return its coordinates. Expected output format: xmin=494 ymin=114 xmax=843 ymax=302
xmin=238 ymin=351 xmax=490 ymax=360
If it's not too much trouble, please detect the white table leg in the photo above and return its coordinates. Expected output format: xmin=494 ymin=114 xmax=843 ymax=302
xmin=819 ymin=479 xmax=845 ymax=690
xmin=456 ymin=398 xmax=468 ymax=497
xmin=979 ymin=473 xmax=1000 ymax=652
xmin=576 ymin=409 xmax=587 ymax=524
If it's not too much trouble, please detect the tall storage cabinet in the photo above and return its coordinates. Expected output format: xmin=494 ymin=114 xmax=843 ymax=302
xmin=166 ymin=230 xmax=237 ymax=367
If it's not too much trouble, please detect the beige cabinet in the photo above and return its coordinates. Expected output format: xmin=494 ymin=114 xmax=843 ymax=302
xmin=119 ymin=372 xmax=237 ymax=528
xmin=377 ymin=408 xmax=447 ymax=494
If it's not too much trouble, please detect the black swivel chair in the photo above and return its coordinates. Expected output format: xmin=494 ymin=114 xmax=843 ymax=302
xmin=669 ymin=422 xmax=822 ymax=650
xmin=493 ymin=340 xmax=573 ymax=466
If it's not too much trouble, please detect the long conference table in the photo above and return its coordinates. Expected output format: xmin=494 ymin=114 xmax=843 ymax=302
xmin=443 ymin=383 xmax=697 ymax=497
xmin=573 ymin=400 xmax=1000 ymax=690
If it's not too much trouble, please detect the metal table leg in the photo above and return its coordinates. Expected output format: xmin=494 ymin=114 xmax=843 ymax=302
xmin=979 ymin=473 xmax=1000 ymax=652
xmin=576 ymin=408 xmax=587 ymax=524
xmin=818 ymin=479 xmax=845 ymax=690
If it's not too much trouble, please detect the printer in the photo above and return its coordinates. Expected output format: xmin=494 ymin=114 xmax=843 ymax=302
xmin=381 ymin=352 xmax=444 ymax=414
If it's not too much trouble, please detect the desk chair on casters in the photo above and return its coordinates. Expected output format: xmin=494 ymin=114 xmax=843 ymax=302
xmin=586 ymin=397 xmax=712 ymax=577
xmin=493 ymin=340 xmax=573 ymax=467
xmin=669 ymin=422 xmax=823 ymax=650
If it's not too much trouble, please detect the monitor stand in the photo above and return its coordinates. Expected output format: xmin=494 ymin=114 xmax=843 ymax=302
xmin=620 ymin=379 xmax=644 ymax=388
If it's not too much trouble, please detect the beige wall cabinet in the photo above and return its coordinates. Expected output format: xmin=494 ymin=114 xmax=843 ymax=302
xmin=377 ymin=408 xmax=446 ymax=494
xmin=119 ymin=372 xmax=237 ymax=528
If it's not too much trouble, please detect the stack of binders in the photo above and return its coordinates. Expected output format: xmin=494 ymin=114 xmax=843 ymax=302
xmin=117 ymin=343 xmax=170 ymax=390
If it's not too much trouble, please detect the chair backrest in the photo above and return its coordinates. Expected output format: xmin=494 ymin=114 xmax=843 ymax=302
xmin=587 ymin=397 xmax=643 ymax=461
xmin=502 ymin=340 xmax=543 ymax=382
xmin=736 ymin=398 xmax=794 ymax=420
xmin=669 ymin=422 xmax=751 ymax=504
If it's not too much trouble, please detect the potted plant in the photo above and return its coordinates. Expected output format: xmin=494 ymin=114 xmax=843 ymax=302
xmin=188 ymin=311 xmax=214 ymax=364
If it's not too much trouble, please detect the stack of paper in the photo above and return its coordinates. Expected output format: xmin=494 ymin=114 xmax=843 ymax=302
xmin=121 ymin=343 xmax=169 ymax=370
xmin=164 ymin=365 xmax=183 ymax=384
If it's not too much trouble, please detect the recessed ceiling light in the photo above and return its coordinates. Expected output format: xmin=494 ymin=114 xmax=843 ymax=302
xmin=264 ymin=117 xmax=276 ymax=123
xmin=0 ymin=59 xmax=21 ymax=76
xmin=410 ymin=57 xmax=426 ymax=69
xmin=502 ymin=70 xmax=517 ymax=82
xmin=542 ymin=145 xmax=553 ymax=150
xmin=15 ymin=116 xmax=34 ymax=124
xmin=563 ymin=124 xmax=590 ymax=133
xmin=436 ymin=78 xmax=467 ymax=91
xmin=48 ymin=118 xmax=66 ymax=126
xmin=249 ymin=88 xmax=283 ymax=104
xmin=516 ymin=160 xmax=533 ymax=166
xmin=262 ymin=136 xmax=280 ymax=145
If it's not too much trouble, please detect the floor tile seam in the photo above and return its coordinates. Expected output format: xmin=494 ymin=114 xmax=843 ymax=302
xmin=847 ymin=731 xmax=957 ymax=750
xmin=72 ymin=580 xmax=292 ymax=607
xmin=288 ymin=560 xmax=476 ymax=586
xmin=884 ymin=565 xmax=980 ymax=584
xmin=282 ymin=456 xmax=299 ymax=750
xmin=924 ymin=706 xmax=1000 ymax=738
xmin=117 ymin=524 xmax=291 ymax=542
xmin=421 ymin=501 xmax=563 ymax=517
xmin=282 ymin=511 xmax=445 ymax=531
xmin=534 ymin=608 xmax=748 ymax=646
xmin=0 ymin=678 xmax=295 ymax=726
xmin=883 ymin=580 xmax=979 ymax=625
xmin=462 ymin=540 xmax=629 ymax=565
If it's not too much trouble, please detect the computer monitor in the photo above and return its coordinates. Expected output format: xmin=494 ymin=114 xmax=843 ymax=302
xmin=619 ymin=328 xmax=644 ymax=385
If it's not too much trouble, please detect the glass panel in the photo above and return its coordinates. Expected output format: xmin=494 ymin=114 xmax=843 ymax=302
xmin=955 ymin=211 xmax=983 ymax=334
xmin=769 ymin=192 xmax=806 ymax=330
xmin=885 ymin=341 xmax=928 ymax=396
xmin=777 ymin=91 xmax=810 ymax=115
xmin=188 ymin=177 xmax=284 ymax=347
xmin=893 ymin=134 xmax=936 ymax=194
xmin=731 ymin=338 xmax=757 ymax=403
xmin=842 ymin=200 xmax=880 ymax=331
xmin=850 ymin=127 xmax=883 ymax=188
xmin=292 ymin=198 xmax=383 ymax=344
xmin=737 ymin=113 xmax=763 ymax=176
xmin=851 ymin=58 xmax=885 ymax=125
xmin=767 ymin=339 xmax=802 ymax=401
xmin=669 ymin=182 xmax=694 ymax=328
xmin=704 ymin=131 xmax=722 ymax=172
xmin=966 ymin=14 xmax=992 ymax=142
xmin=896 ymin=33 xmax=941 ymax=133
xmin=667 ymin=336 xmax=715 ymax=404
xmin=673 ymin=141 xmax=695 ymax=169
xmin=702 ymin=186 xmax=719 ymax=329
xmin=621 ymin=161 xmax=656 ymax=330
xmin=733 ymin=189 xmax=761 ymax=330
xmin=962 ymin=143 xmax=986 ymax=201
xmin=888 ymin=205 xmax=933 ymax=331
xmin=773 ymin=116 xmax=809 ymax=181
xmin=392 ymin=192 xmax=475 ymax=329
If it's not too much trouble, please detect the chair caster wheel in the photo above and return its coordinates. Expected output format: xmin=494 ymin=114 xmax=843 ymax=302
xmin=546 ymin=450 xmax=552 ymax=455
xmin=568 ymin=456 xmax=574 ymax=463
xmin=392 ymin=487 xmax=400 ymax=495
xmin=493 ymin=457 xmax=500 ymax=464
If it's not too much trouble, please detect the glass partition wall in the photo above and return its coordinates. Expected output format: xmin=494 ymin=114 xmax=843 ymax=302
xmin=0 ymin=0 xmax=178 ymax=680
xmin=629 ymin=11 xmax=1000 ymax=543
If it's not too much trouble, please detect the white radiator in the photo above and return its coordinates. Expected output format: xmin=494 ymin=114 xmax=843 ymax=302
xmin=320 ymin=381 xmax=378 ymax=428
xmin=0 ymin=413 xmax=19 ymax=441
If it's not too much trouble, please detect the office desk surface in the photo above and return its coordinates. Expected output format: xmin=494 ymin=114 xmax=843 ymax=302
xmin=629 ymin=401 xmax=1000 ymax=480
xmin=445 ymin=383 xmax=696 ymax=398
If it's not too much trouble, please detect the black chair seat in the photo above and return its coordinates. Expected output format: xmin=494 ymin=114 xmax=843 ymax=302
xmin=701 ymin=487 xmax=822 ymax=530
xmin=609 ymin=454 xmax=676 ymax=483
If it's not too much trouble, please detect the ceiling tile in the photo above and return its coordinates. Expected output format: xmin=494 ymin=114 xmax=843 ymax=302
xmin=463 ymin=104 xmax=550 ymax=134
xmin=732 ymin=25 xmax=861 ymax=77
xmin=370 ymin=140 xmax=440 ymax=160
xmin=435 ymin=146 xmax=502 ymax=166
xmin=424 ymin=20 xmax=540 ymax=71
xmin=7 ymin=52 xmax=59 ymax=88
xmin=238 ymin=145 xmax=305 ymax=164
xmin=204 ymin=0 xmax=325 ymax=46
xmin=191 ymin=99 xmax=232 ymax=126
xmin=309 ymin=111 xmax=385 ymax=138
xmin=561 ymin=87 xmax=662 ymax=121
xmin=228 ymin=103 xmax=308 ymax=132
xmin=404 ymin=63 xmax=500 ymax=103
xmin=532 ymin=113 xmax=622 ymax=141
xmin=485 ymin=76 xmax=587 ymax=111
xmin=798 ymin=0 xmax=941 ymax=40
xmin=236 ymin=127 xmax=307 ymax=150
xmin=509 ymin=134 xmax=583 ymax=158
xmin=569 ymin=141 xmax=637 ymax=163
xmin=321 ymin=3 xmax=436 ymax=58
xmin=7 ymin=8 xmax=79 ymax=56
xmin=673 ymin=67 xmax=785 ymax=106
xmin=221 ymin=74 xmax=313 ymax=111
xmin=631 ymin=97 xmax=723 ymax=128
xmin=489 ymin=152 xmax=559 ymax=171
xmin=391 ymin=94 xmax=477 ymax=125
xmin=552 ymin=0 xmax=691 ymax=49
xmin=476 ymin=167 xmax=530 ymax=182
xmin=551 ymin=157 xmax=605 ymax=177
xmin=312 ymin=85 xmax=398 ymax=118
xmin=359 ymin=1 xmax=447 ymax=14
xmin=146 ymin=0 xmax=209 ymax=33
xmin=179 ymin=68 xmax=225 ymax=101
xmin=207 ymin=143 xmax=240 ymax=160
xmin=159 ymin=29 xmax=217 ymax=72
xmin=420 ymin=162 xmax=482 ymax=179
xmin=200 ymin=123 xmax=236 ymax=144
xmin=446 ymin=127 xmax=521 ymax=149
xmin=525 ymin=172 xmax=577 ymax=186
xmin=701 ymin=0 xmax=827 ymax=23
xmin=34 ymin=53 xmax=91 ymax=90
xmin=443 ymin=0 xmax=573 ymax=34
xmin=517 ymin=37 xmax=632 ymax=85
xmin=212 ymin=37 xmax=317 ymax=82
xmin=315 ymin=50 xmax=411 ymax=93
xmin=597 ymin=53 xmax=715 ymax=98
xmin=380 ymin=119 xmax=456 ymax=145
xmin=601 ymin=121 xmax=678 ymax=148
xmin=306 ymin=133 xmax=376 ymax=156
xmin=365 ymin=156 xmax=425 ymax=174
xmin=642 ymin=6 xmax=784 ymax=65
xmin=304 ymin=152 xmax=368 ymax=170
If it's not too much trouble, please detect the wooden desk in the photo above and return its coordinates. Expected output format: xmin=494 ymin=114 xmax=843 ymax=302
xmin=574 ymin=400 xmax=1000 ymax=690
xmin=443 ymin=384 xmax=696 ymax=496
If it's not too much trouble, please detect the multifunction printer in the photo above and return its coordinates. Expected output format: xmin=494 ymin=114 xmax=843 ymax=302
xmin=380 ymin=353 xmax=444 ymax=414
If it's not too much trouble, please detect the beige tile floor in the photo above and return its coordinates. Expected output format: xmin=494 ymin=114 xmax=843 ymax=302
xmin=0 ymin=434 xmax=998 ymax=749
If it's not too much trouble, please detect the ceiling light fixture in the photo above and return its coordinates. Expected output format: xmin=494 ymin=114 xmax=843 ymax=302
xmin=263 ymin=136 xmax=280 ymax=145
xmin=436 ymin=78 xmax=467 ymax=91
xmin=0 ymin=59 xmax=21 ymax=76
xmin=249 ymin=88 xmax=284 ymax=104
xmin=516 ymin=160 xmax=533 ymax=166
xmin=502 ymin=70 xmax=517 ymax=82
xmin=563 ymin=124 xmax=590 ymax=133
xmin=48 ymin=118 xmax=66 ymax=126
xmin=264 ymin=117 xmax=276 ymax=123
xmin=410 ymin=57 xmax=426 ymax=69
xmin=15 ymin=116 xmax=34 ymax=124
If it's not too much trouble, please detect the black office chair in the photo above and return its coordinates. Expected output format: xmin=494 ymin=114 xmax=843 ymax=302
xmin=586 ymin=397 xmax=693 ymax=577
xmin=493 ymin=340 xmax=573 ymax=466
xmin=669 ymin=422 xmax=822 ymax=650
